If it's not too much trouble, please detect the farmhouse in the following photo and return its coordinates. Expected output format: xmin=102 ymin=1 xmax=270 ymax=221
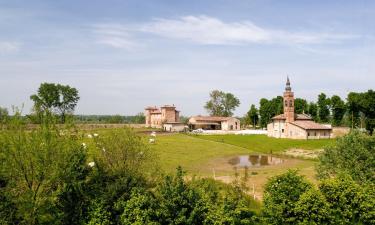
xmin=267 ymin=78 xmax=332 ymax=139
xmin=144 ymin=105 xmax=185 ymax=131
xmin=188 ymin=116 xmax=241 ymax=131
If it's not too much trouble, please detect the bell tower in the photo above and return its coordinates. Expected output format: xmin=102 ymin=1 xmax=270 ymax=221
xmin=283 ymin=77 xmax=295 ymax=123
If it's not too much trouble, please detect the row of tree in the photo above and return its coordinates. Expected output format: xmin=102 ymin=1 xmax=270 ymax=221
xmin=242 ymin=90 xmax=375 ymax=134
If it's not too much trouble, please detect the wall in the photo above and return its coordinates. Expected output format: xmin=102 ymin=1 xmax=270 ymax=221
xmin=221 ymin=118 xmax=240 ymax=131
xmin=163 ymin=123 xmax=185 ymax=132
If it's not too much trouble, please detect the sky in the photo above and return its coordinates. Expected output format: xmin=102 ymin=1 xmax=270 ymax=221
xmin=0 ymin=0 xmax=374 ymax=116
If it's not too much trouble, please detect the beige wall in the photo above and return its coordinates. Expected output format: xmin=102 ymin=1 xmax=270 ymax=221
xmin=268 ymin=121 xmax=331 ymax=139
xmin=221 ymin=118 xmax=240 ymax=131
xmin=163 ymin=123 xmax=185 ymax=132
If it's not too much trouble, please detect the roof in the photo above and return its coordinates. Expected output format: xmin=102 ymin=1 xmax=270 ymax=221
xmin=145 ymin=106 xmax=158 ymax=110
xmin=290 ymin=120 xmax=332 ymax=130
xmin=161 ymin=105 xmax=176 ymax=108
xmin=272 ymin=113 xmax=312 ymax=120
xmin=189 ymin=116 xmax=234 ymax=122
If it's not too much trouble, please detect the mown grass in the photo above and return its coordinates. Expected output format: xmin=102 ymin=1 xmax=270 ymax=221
xmin=193 ymin=134 xmax=335 ymax=154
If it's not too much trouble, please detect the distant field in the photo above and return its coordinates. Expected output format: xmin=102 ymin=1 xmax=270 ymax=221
xmin=193 ymin=134 xmax=335 ymax=154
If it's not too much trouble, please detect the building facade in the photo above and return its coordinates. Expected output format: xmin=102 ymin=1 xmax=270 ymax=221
xmin=188 ymin=116 xmax=241 ymax=131
xmin=145 ymin=105 xmax=185 ymax=131
xmin=267 ymin=78 xmax=332 ymax=139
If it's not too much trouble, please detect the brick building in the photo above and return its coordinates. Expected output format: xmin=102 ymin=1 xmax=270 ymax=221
xmin=144 ymin=105 xmax=184 ymax=131
xmin=267 ymin=78 xmax=332 ymax=139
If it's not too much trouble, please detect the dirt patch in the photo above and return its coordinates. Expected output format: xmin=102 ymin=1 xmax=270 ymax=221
xmin=283 ymin=148 xmax=323 ymax=159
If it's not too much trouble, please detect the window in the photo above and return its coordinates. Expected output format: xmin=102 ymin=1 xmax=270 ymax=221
xmin=230 ymin=125 xmax=233 ymax=130
xmin=285 ymin=100 xmax=288 ymax=107
xmin=289 ymin=100 xmax=293 ymax=107
xmin=282 ymin=129 xmax=284 ymax=133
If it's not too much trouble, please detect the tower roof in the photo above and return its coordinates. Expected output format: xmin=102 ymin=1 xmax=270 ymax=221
xmin=285 ymin=76 xmax=292 ymax=91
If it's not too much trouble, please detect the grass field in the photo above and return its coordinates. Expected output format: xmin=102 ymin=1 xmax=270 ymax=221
xmin=148 ymin=133 xmax=335 ymax=199
xmin=193 ymin=134 xmax=334 ymax=154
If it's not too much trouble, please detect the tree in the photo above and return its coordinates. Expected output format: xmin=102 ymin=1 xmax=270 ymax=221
xmin=30 ymin=83 xmax=79 ymax=123
xmin=245 ymin=104 xmax=259 ymax=128
xmin=204 ymin=90 xmax=240 ymax=117
xmin=262 ymin=170 xmax=312 ymax=224
xmin=294 ymin=188 xmax=332 ymax=224
xmin=317 ymin=130 xmax=375 ymax=183
xmin=55 ymin=84 xmax=80 ymax=123
xmin=307 ymin=102 xmax=318 ymax=121
xmin=0 ymin=112 xmax=87 ymax=224
xmin=294 ymin=98 xmax=308 ymax=114
xmin=347 ymin=92 xmax=361 ymax=128
xmin=259 ymin=96 xmax=283 ymax=128
xmin=358 ymin=90 xmax=375 ymax=134
xmin=317 ymin=93 xmax=330 ymax=123
xmin=330 ymin=95 xmax=346 ymax=126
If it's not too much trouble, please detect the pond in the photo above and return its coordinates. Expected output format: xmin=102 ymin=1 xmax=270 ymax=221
xmin=228 ymin=154 xmax=284 ymax=168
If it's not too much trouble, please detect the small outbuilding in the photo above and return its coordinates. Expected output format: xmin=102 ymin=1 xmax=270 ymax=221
xmin=163 ymin=122 xmax=186 ymax=132
xmin=188 ymin=116 xmax=241 ymax=131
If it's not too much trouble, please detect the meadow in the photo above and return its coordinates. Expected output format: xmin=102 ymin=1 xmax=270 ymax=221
xmin=144 ymin=132 xmax=335 ymax=198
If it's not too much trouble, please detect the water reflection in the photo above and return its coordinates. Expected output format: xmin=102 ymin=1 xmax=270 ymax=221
xmin=228 ymin=154 xmax=284 ymax=167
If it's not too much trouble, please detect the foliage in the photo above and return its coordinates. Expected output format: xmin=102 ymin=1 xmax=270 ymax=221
xmin=294 ymin=98 xmax=308 ymax=114
xmin=293 ymin=188 xmax=332 ymax=224
xmin=347 ymin=92 xmax=361 ymax=128
xmin=0 ymin=112 xmax=86 ymax=224
xmin=307 ymin=102 xmax=318 ymax=121
xmin=30 ymin=83 xmax=80 ymax=123
xmin=319 ymin=175 xmax=375 ymax=224
xmin=259 ymin=96 xmax=283 ymax=128
xmin=205 ymin=90 xmax=240 ymax=117
xmin=330 ymin=95 xmax=346 ymax=126
xmin=317 ymin=93 xmax=330 ymax=123
xmin=317 ymin=130 xmax=375 ymax=183
xmin=262 ymin=170 xmax=312 ymax=224
xmin=244 ymin=104 xmax=259 ymax=127
xmin=0 ymin=106 xmax=8 ymax=123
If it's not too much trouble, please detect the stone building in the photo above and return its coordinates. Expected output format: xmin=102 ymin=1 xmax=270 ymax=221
xmin=188 ymin=116 xmax=241 ymax=131
xmin=267 ymin=78 xmax=332 ymax=139
xmin=144 ymin=105 xmax=185 ymax=131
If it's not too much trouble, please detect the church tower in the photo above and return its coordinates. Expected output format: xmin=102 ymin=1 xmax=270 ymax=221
xmin=283 ymin=77 xmax=295 ymax=123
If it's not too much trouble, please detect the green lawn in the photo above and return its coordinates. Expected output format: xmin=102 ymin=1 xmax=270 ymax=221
xmin=149 ymin=134 xmax=251 ymax=173
xmin=149 ymin=134 xmax=334 ymax=173
xmin=193 ymin=134 xmax=334 ymax=154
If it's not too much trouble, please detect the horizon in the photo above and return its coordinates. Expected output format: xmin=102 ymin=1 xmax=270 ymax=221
xmin=0 ymin=0 xmax=374 ymax=117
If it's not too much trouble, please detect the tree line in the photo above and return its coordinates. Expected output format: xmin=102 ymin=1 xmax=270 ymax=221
xmin=243 ymin=90 xmax=375 ymax=134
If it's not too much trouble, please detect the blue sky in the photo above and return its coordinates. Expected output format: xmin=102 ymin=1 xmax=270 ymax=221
xmin=0 ymin=0 xmax=374 ymax=116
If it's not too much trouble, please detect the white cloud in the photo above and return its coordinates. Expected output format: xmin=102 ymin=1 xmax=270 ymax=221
xmin=0 ymin=41 xmax=20 ymax=53
xmin=92 ymin=15 xmax=358 ymax=48
xmin=93 ymin=24 xmax=138 ymax=49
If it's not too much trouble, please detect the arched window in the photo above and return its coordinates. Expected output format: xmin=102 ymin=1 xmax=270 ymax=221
xmin=285 ymin=100 xmax=288 ymax=107
xmin=289 ymin=100 xmax=293 ymax=107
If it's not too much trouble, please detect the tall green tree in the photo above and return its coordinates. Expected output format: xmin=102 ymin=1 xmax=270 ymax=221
xmin=245 ymin=104 xmax=259 ymax=127
xmin=359 ymin=90 xmax=375 ymax=134
xmin=259 ymin=96 xmax=283 ymax=128
xmin=330 ymin=95 xmax=346 ymax=126
xmin=347 ymin=92 xmax=361 ymax=128
xmin=307 ymin=102 xmax=318 ymax=121
xmin=294 ymin=98 xmax=308 ymax=114
xmin=30 ymin=83 xmax=79 ymax=123
xmin=204 ymin=90 xmax=240 ymax=117
xmin=317 ymin=93 xmax=330 ymax=123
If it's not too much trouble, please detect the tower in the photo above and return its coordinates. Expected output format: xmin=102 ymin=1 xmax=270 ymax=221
xmin=283 ymin=77 xmax=295 ymax=123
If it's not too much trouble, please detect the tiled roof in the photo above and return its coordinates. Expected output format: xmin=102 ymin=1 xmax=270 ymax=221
xmin=290 ymin=120 xmax=332 ymax=130
xmin=190 ymin=116 xmax=234 ymax=122
xmin=272 ymin=113 xmax=312 ymax=120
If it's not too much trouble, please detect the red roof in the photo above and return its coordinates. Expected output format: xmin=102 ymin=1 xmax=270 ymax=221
xmin=290 ymin=120 xmax=332 ymax=130
xmin=190 ymin=116 xmax=234 ymax=122
xmin=272 ymin=113 xmax=312 ymax=120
